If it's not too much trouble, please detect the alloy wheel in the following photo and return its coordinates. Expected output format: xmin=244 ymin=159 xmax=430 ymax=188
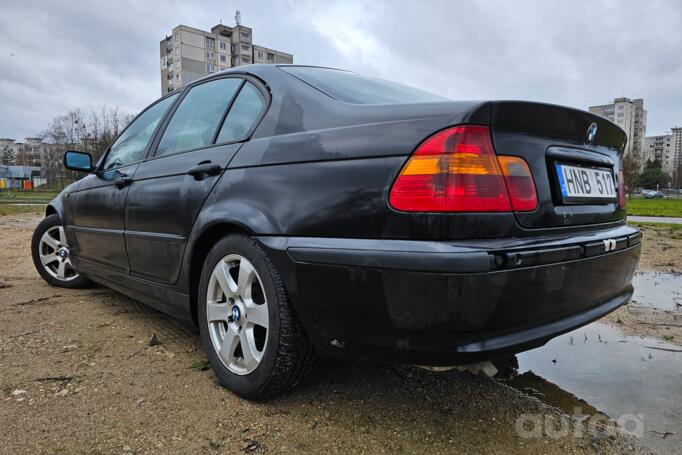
xmin=206 ymin=254 xmax=269 ymax=375
xmin=38 ymin=226 xmax=79 ymax=281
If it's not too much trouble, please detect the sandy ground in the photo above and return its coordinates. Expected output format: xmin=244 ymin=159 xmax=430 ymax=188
xmin=0 ymin=214 xmax=653 ymax=454
xmin=603 ymin=224 xmax=682 ymax=344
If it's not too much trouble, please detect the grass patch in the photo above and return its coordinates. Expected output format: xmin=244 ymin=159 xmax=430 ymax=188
xmin=0 ymin=204 xmax=45 ymax=217
xmin=0 ymin=190 xmax=59 ymax=200
xmin=190 ymin=359 xmax=211 ymax=371
xmin=627 ymin=198 xmax=682 ymax=217
xmin=630 ymin=221 xmax=682 ymax=238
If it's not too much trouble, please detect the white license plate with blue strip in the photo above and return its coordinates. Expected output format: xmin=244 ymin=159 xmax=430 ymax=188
xmin=555 ymin=163 xmax=616 ymax=201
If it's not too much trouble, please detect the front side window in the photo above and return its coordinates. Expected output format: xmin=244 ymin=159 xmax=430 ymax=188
xmin=103 ymin=94 xmax=178 ymax=170
xmin=216 ymin=82 xmax=265 ymax=143
xmin=155 ymin=78 xmax=242 ymax=157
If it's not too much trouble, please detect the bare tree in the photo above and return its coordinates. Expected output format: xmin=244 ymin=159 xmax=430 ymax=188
xmin=1 ymin=146 xmax=15 ymax=165
xmin=621 ymin=153 xmax=641 ymax=196
xmin=40 ymin=106 xmax=133 ymax=189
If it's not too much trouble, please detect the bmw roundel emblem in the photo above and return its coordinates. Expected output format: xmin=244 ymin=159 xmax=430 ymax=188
xmin=586 ymin=122 xmax=598 ymax=144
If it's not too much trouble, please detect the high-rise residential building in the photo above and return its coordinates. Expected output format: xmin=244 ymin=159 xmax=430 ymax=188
xmin=643 ymin=129 xmax=682 ymax=182
xmin=644 ymin=133 xmax=672 ymax=164
xmin=589 ymin=97 xmax=647 ymax=164
xmin=159 ymin=21 xmax=293 ymax=95
xmin=668 ymin=127 xmax=682 ymax=184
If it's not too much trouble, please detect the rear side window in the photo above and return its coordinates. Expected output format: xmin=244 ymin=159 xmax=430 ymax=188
xmin=104 ymin=93 xmax=178 ymax=170
xmin=281 ymin=66 xmax=447 ymax=104
xmin=216 ymin=82 xmax=265 ymax=143
xmin=156 ymin=78 xmax=242 ymax=157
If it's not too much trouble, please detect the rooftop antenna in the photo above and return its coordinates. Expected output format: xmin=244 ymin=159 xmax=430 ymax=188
xmin=235 ymin=10 xmax=241 ymax=26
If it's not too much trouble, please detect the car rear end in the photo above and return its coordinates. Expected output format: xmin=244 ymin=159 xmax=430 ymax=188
xmin=246 ymin=67 xmax=640 ymax=365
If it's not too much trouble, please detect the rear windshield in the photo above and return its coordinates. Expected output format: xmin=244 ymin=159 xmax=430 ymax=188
xmin=281 ymin=66 xmax=448 ymax=105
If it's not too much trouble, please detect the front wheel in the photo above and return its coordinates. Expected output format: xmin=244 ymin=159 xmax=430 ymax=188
xmin=198 ymin=234 xmax=317 ymax=398
xmin=31 ymin=214 xmax=91 ymax=289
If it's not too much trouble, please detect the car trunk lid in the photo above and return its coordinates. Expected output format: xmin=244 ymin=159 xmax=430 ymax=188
xmin=489 ymin=101 xmax=627 ymax=228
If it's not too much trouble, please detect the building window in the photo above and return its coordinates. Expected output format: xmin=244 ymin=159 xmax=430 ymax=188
xmin=206 ymin=51 xmax=215 ymax=59
xmin=219 ymin=41 xmax=227 ymax=50
xmin=174 ymin=33 xmax=180 ymax=43
xmin=267 ymin=52 xmax=275 ymax=60
xmin=207 ymin=63 xmax=215 ymax=73
xmin=241 ymin=44 xmax=250 ymax=51
xmin=257 ymin=51 xmax=263 ymax=59
xmin=240 ymin=32 xmax=251 ymax=41
xmin=175 ymin=47 xmax=180 ymax=56
xmin=617 ymin=113 xmax=624 ymax=117
xmin=206 ymin=37 xmax=215 ymax=47
xmin=241 ymin=56 xmax=250 ymax=63
xmin=220 ymin=54 xmax=226 ymax=63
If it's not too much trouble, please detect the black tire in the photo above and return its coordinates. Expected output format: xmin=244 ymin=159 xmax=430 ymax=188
xmin=198 ymin=234 xmax=317 ymax=399
xmin=31 ymin=214 xmax=92 ymax=289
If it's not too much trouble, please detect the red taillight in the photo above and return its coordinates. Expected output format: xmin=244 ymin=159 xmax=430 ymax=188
xmin=497 ymin=156 xmax=538 ymax=211
xmin=389 ymin=125 xmax=536 ymax=213
xmin=618 ymin=168 xmax=626 ymax=208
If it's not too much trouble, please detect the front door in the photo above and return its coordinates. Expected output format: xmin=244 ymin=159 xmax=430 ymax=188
xmin=125 ymin=76 xmax=267 ymax=284
xmin=69 ymin=93 xmax=179 ymax=272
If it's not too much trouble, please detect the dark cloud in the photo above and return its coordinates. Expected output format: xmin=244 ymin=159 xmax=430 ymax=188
xmin=1 ymin=0 xmax=681 ymax=139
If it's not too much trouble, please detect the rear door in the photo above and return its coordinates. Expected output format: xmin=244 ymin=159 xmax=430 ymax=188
xmin=489 ymin=102 xmax=627 ymax=228
xmin=125 ymin=76 xmax=268 ymax=284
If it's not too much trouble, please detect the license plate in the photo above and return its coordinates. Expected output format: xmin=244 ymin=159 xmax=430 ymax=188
xmin=555 ymin=163 xmax=616 ymax=201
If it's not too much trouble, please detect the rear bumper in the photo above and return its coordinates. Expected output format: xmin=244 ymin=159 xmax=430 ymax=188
xmin=258 ymin=224 xmax=641 ymax=365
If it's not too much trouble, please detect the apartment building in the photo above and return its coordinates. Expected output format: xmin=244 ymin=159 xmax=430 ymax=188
xmin=0 ymin=137 xmax=52 ymax=167
xmin=589 ymin=97 xmax=647 ymax=165
xmin=160 ymin=22 xmax=293 ymax=94
xmin=644 ymin=133 xmax=672 ymax=164
xmin=668 ymin=128 xmax=682 ymax=183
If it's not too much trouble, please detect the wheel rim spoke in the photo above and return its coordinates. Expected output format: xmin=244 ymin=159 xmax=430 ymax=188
xmin=41 ymin=232 xmax=59 ymax=250
xmin=245 ymin=301 xmax=268 ymax=328
xmin=237 ymin=260 xmax=255 ymax=299
xmin=218 ymin=324 xmax=240 ymax=364
xmin=56 ymin=261 xmax=66 ymax=279
xmin=240 ymin=327 xmax=261 ymax=369
xmin=206 ymin=300 xmax=229 ymax=323
xmin=57 ymin=226 xmax=66 ymax=244
xmin=215 ymin=261 xmax=238 ymax=298
xmin=40 ymin=253 xmax=59 ymax=267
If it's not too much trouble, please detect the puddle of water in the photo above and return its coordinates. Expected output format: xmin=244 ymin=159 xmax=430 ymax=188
xmin=515 ymin=322 xmax=682 ymax=454
xmin=632 ymin=270 xmax=682 ymax=311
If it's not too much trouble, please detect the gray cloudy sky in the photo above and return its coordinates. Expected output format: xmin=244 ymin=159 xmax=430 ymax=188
xmin=1 ymin=0 xmax=681 ymax=140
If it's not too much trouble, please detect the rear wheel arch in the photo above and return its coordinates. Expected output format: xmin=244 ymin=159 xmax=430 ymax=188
xmin=189 ymin=222 xmax=253 ymax=325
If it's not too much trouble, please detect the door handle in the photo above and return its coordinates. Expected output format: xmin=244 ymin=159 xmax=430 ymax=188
xmin=188 ymin=161 xmax=222 ymax=181
xmin=114 ymin=176 xmax=133 ymax=189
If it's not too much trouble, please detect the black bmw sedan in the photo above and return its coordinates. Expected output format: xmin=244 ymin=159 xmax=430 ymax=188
xmin=31 ymin=65 xmax=640 ymax=398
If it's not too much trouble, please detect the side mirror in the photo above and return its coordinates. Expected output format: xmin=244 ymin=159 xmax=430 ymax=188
xmin=63 ymin=151 xmax=94 ymax=172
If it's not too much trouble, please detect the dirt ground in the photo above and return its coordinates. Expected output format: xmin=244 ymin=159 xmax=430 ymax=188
xmin=603 ymin=224 xmax=682 ymax=344
xmin=0 ymin=214 xmax=655 ymax=454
